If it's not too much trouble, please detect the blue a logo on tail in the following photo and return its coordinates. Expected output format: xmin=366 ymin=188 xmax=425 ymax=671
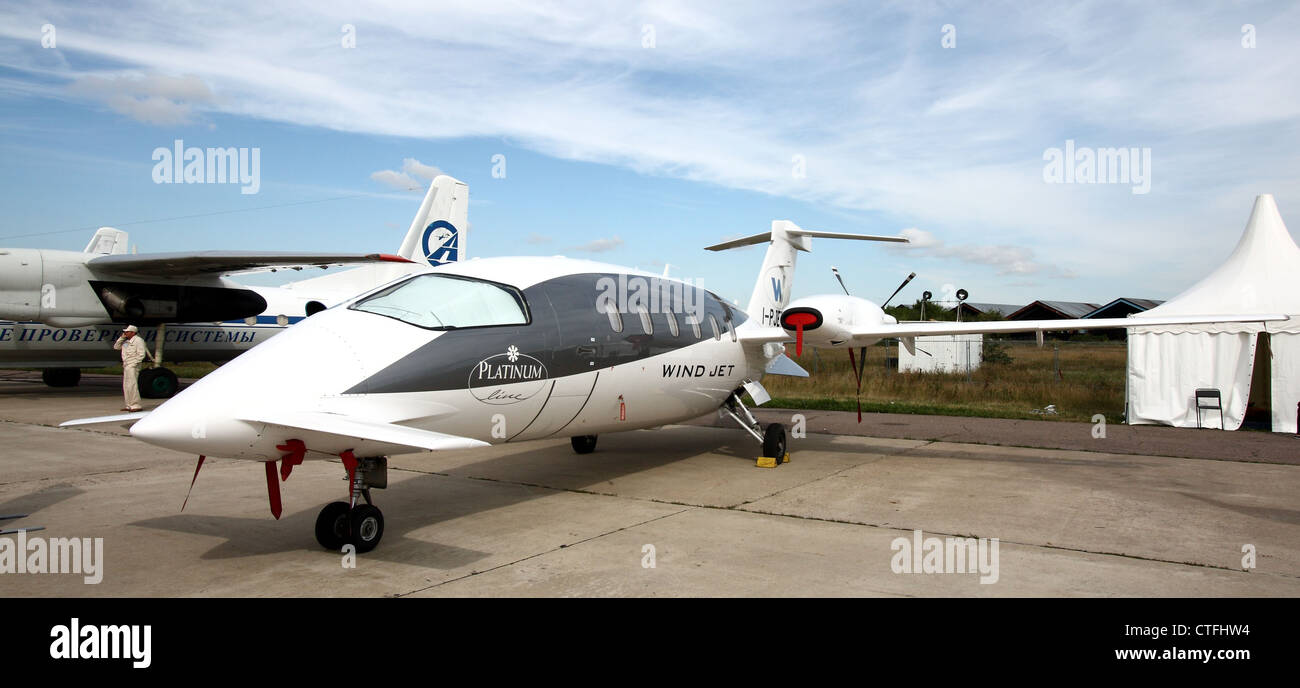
xmin=422 ymin=221 xmax=459 ymax=265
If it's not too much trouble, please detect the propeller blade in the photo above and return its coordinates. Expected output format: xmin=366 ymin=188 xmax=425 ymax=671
xmin=881 ymin=272 xmax=916 ymax=309
xmin=781 ymin=310 xmax=819 ymax=357
xmin=847 ymin=348 xmax=864 ymax=423
xmin=831 ymin=267 xmax=850 ymax=296
xmin=181 ymin=455 xmax=205 ymax=512
xmin=265 ymin=461 xmax=282 ymax=520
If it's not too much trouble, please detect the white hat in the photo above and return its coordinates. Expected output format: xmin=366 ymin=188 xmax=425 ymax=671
xmin=124 ymin=325 xmax=138 ymax=333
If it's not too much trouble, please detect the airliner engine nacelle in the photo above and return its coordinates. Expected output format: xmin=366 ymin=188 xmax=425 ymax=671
xmin=0 ymin=249 xmax=43 ymax=321
xmin=0 ymin=250 xmax=112 ymax=326
xmin=0 ymin=249 xmax=272 ymax=327
xmin=778 ymin=294 xmax=894 ymax=355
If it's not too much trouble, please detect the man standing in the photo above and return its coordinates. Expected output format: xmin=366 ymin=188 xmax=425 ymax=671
xmin=113 ymin=325 xmax=151 ymax=411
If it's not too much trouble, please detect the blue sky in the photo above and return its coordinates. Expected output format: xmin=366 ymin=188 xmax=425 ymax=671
xmin=2 ymin=1 xmax=1299 ymax=308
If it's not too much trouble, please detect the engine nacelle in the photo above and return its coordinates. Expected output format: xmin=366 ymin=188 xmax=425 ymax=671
xmin=778 ymin=294 xmax=894 ymax=354
xmin=0 ymin=249 xmax=42 ymax=321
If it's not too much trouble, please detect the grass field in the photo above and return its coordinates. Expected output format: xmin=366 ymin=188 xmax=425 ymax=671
xmin=766 ymin=339 xmax=1128 ymax=422
xmin=83 ymin=340 xmax=1129 ymax=423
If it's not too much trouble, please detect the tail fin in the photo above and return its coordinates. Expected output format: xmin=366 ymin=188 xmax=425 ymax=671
xmin=396 ymin=175 xmax=468 ymax=266
xmin=705 ymin=221 xmax=907 ymax=326
xmin=85 ymin=227 xmax=128 ymax=255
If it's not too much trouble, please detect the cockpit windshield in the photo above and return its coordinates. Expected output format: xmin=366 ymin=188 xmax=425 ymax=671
xmin=351 ymin=273 xmax=529 ymax=329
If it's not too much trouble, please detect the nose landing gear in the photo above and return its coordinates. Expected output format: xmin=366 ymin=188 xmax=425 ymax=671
xmin=314 ymin=453 xmax=388 ymax=553
xmin=719 ymin=387 xmax=789 ymax=467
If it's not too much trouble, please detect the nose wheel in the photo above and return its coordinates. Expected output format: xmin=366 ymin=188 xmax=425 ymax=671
xmin=315 ymin=454 xmax=388 ymax=553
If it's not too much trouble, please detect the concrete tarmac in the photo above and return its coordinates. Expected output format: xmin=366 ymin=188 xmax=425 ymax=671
xmin=1 ymin=371 xmax=1297 ymax=596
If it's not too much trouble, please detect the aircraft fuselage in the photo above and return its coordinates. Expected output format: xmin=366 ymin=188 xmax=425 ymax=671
xmin=129 ymin=258 xmax=766 ymax=460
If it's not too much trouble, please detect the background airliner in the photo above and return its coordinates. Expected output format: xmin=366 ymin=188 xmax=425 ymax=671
xmin=0 ymin=176 xmax=468 ymax=397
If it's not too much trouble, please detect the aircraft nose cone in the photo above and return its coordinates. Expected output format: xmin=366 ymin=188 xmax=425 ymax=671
xmin=130 ymin=403 xmax=260 ymax=458
xmin=127 ymin=307 xmax=395 ymax=459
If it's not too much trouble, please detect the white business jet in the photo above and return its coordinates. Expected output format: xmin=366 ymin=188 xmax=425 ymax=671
xmin=63 ymin=220 xmax=1283 ymax=553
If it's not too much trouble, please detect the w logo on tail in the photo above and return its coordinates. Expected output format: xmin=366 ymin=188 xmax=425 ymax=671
xmin=771 ymin=276 xmax=783 ymax=303
xmin=422 ymin=221 xmax=459 ymax=265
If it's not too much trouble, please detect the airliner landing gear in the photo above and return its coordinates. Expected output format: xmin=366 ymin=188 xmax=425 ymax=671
xmin=571 ymin=435 xmax=598 ymax=454
xmin=41 ymin=368 xmax=81 ymax=388
xmin=138 ymin=367 xmax=179 ymax=398
xmin=139 ymin=323 xmax=180 ymax=399
xmin=314 ymin=454 xmax=387 ymax=553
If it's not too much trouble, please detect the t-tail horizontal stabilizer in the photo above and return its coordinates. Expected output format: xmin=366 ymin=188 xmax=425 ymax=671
xmin=706 ymin=220 xmax=908 ymax=327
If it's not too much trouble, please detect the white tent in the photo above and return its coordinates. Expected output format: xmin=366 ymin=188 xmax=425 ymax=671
xmin=1126 ymin=195 xmax=1300 ymax=433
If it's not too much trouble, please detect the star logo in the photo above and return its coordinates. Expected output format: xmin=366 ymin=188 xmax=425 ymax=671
xmin=506 ymin=345 xmax=520 ymax=362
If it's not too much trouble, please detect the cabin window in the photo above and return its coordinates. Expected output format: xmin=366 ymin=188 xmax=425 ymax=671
xmin=685 ymin=313 xmax=702 ymax=338
xmin=352 ymin=273 xmax=528 ymax=330
xmin=725 ymin=317 xmax=736 ymax=342
xmin=636 ymin=306 xmax=653 ymax=335
xmin=664 ymin=310 xmax=680 ymax=337
xmin=707 ymin=314 xmax=721 ymax=341
xmin=602 ymin=302 xmax=623 ymax=333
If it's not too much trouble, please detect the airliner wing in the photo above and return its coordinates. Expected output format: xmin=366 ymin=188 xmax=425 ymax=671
xmin=87 ymin=251 xmax=413 ymax=278
xmin=240 ymin=411 xmax=490 ymax=453
xmin=846 ymin=313 xmax=1289 ymax=344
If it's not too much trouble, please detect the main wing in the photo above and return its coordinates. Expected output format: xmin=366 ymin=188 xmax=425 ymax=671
xmin=87 ymin=251 xmax=413 ymax=278
xmin=240 ymin=410 xmax=491 ymax=454
xmin=62 ymin=410 xmax=489 ymax=455
xmin=847 ymin=313 xmax=1289 ymax=345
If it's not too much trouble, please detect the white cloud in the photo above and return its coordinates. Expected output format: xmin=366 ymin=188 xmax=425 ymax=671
xmin=3 ymin=1 xmax=1299 ymax=296
xmin=893 ymin=227 xmax=1073 ymax=278
xmin=369 ymin=169 xmax=421 ymax=191
xmin=370 ymin=157 xmax=441 ymax=190
xmin=401 ymin=158 xmax=441 ymax=180
xmin=68 ymin=72 xmax=214 ymax=125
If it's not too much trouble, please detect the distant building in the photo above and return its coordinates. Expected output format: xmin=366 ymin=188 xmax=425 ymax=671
xmin=1006 ymin=300 xmax=1101 ymax=320
xmin=959 ymin=302 xmax=1021 ymax=319
xmin=1005 ymin=300 xmax=1100 ymax=339
xmin=1084 ymin=298 xmax=1164 ymax=319
xmin=1083 ymin=298 xmax=1165 ymax=340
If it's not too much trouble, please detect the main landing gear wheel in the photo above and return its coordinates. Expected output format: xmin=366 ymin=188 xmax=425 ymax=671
xmin=571 ymin=435 xmax=598 ymax=454
xmin=349 ymin=505 xmax=385 ymax=553
xmin=763 ymin=423 xmax=787 ymax=461
xmin=314 ymin=501 xmax=386 ymax=552
xmin=313 ymin=455 xmax=388 ymax=552
xmin=138 ymin=367 xmax=179 ymax=398
xmin=314 ymin=501 xmax=351 ymax=550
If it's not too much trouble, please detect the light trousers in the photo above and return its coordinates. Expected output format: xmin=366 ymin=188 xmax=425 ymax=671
xmin=123 ymin=363 xmax=141 ymax=410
